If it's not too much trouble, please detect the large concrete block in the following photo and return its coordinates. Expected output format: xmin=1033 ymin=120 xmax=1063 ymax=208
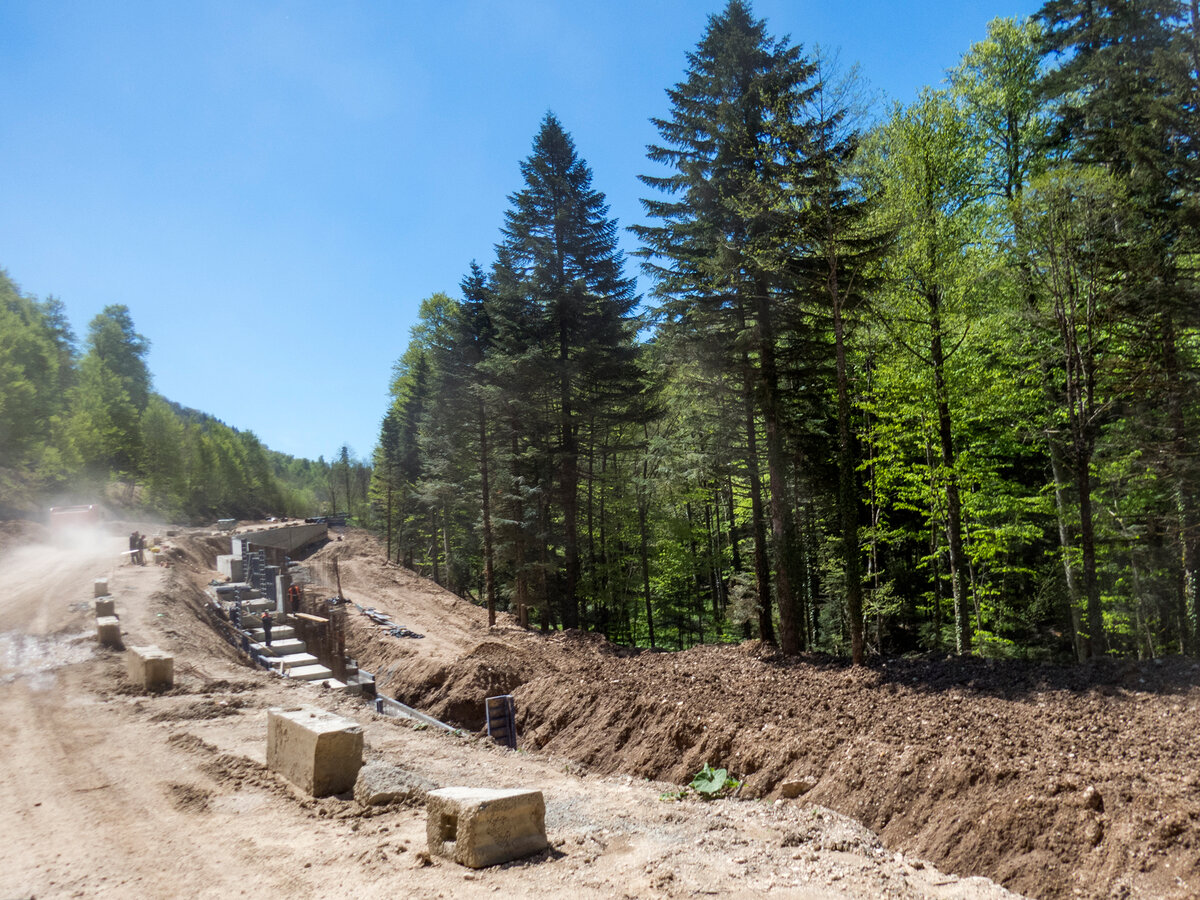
xmin=427 ymin=787 xmax=548 ymax=868
xmin=94 ymin=597 xmax=115 ymax=617
xmin=94 ymin=578 xmax=108 ymax=597
xmin=96 ymin=615 xmax=122 ymax=648
xmin=216 ymin=554 xmax=243 ymax=582
xmin=266 ymin=706 xmax=363 ymax=797
xmin=126 ymin=645 xmax=174 ymax=691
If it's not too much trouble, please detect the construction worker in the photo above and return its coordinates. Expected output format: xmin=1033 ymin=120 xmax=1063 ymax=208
xmin=261 ymin=610 xmax=273 ymax=647
xmin=288 ymin=583 xmax=302 ymax=617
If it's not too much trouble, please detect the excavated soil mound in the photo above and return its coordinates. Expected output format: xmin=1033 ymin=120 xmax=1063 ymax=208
xmin=389 ymin=641 xmax=537 ymax=730
xmin=505 ymin=641 xmax=1200 ymax=900
xmin=195 ymin=526 xmax=1200 ymax=900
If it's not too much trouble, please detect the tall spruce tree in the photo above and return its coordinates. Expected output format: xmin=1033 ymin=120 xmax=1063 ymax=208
xmin=490 ymin=113 xmax=643 ymax=630
xmin=635 ymin=0 xmax=820 ymax=654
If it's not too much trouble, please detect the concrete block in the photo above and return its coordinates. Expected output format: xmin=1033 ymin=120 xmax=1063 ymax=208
xmin=355 ymin=763 xmax=438 ymax=807
xmin=779 ymin=776 xmax=818 ymax=799
xmin=94 ymin=578 xmax=108 ymax=597
xmin=216 ymin=554 xmax=243 ymax=582
xmin=126 ymin=645 xmax=174 ymax=691
xmin=94 ymin=597 xmax=115 ymax=617
xmin=266 ymin=706 xmax=363 ymax=797
xmin=96 ymin=615 xmax=122 ymax=648
xmin=427 ymin=787 xmax=548 ymax=868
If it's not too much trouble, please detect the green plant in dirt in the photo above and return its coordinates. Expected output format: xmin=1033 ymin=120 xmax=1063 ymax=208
xmin=690 ymin=763 xmax=740 ymax=799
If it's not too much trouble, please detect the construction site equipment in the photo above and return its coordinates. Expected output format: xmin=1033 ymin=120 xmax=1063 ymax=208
xmin=356 ymin=604 xmax=424 ymax=639
xmin=485 ymin=695 xmax=517 ymax=750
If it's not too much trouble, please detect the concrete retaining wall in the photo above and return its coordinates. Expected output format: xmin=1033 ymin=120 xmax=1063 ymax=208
xmin=233 ymin=524 xmax=326 ymax=556
xmin=216 ymin=554 xmax=243 ymax=581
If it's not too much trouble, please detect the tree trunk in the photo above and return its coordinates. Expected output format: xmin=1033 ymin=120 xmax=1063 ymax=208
xmin=478 ymin=402 xmax=496 ymax=627
xmin=1047 ymin=436 xmax=1086 ymax=661
xmin=741 ymin=349 xmax=775 ymax=645
xmin=560 ymin=328 xmax=581 ymax=630
xmin=430 ymin=508 xmax=441 ymax=587
xmin=385 ymin=483 xmax=393 ymax=563
xmin=753 ymin=283 xmax=804 ymax=654
xmin=831 ymin=264 xmax=864 ymax=664
xmin=1074 ymin=447 xmax=1103 ymax=657
xmin=929 ymin=288 xmax=971 ymax=655
xmin=638 ymin=494 xmax=655 ymax=649
xmin=511 ymin=429 xmax=529 ymax=629
xmin=726 ymin=474 xmax=742 ymax=575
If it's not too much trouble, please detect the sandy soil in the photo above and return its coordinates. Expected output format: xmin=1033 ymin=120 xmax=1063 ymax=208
xmin=0 ymin=521 xmax=1024 ymax=900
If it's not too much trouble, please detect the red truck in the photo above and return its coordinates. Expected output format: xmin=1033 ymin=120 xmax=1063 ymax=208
xmin=49 ymin=505 xmax=100 ymax=530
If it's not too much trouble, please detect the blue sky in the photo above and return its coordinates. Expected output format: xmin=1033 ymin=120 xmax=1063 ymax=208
xmin=0 ymin=0 xmax=1038 ymax=462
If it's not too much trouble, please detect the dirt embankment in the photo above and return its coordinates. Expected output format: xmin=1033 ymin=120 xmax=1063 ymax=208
xmin=316 ymin=528 xmax=1200 ymax=900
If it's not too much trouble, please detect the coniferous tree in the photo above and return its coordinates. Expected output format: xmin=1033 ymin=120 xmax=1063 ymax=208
xmin=635 ymin=0 xmax=821 ymax=653
xmin=490 ymin=112 xmax=644 ymax=630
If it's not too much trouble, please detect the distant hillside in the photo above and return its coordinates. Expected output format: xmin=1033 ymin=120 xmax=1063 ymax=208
xmin=0 ymin=267 xmax=350 ymax=522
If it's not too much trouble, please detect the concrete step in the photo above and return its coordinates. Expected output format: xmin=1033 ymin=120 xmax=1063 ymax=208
xmin=248 ymin=625 xmax=296 ymax=642
xmin=260 ymin=638 xmax=306 ymax=657
xmin=216 ymin=582 xmax=260 ymax=597
xmin=346 ymin=671 xmax=375 ymax=691
xmin=275 ymin=652 xmax=320 ymax=671
xmin=288 ymin=664 xmax=334 ymax=682
xmin=305 ymin=677 xmax=350 ymax=691
xmin=243 ymin=599 xmax=274 ymax=614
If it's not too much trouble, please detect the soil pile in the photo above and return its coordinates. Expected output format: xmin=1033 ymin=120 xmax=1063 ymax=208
xmin=320 ymin=528 xmax=1200 ymax=900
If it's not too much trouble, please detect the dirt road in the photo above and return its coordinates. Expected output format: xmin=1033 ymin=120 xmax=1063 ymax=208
xmin=0 ymin=523 xmax=1022 ymax=900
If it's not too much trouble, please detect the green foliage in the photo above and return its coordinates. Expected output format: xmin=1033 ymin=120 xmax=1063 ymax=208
xmin=690 ymin=763 xmax=740 ymax=798
xmin=0 ymin=276 xmax=330 ymax=521
xmin=7 ymin=0 xmax=1199 ymax=665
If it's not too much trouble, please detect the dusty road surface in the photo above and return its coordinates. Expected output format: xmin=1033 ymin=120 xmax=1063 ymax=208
xmin=0 ymin=521 xmax=1025 ymax=900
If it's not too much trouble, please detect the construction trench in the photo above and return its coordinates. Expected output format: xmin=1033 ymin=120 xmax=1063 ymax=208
xmin=5 ymin=520 xmax=1200 ymax=898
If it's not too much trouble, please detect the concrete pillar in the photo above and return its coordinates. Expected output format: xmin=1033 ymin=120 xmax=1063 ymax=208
xmin=266 ymin=706 xmax=363 ymax=797
xmin=94 ymin=578 xmax=109 ymax=597
xmin=426 ymin=787 xmax=548 ymax=868
xmin=126 ymin=645 xmax=174 ymax=691
xmin=216 ymin=555 xmax=243 ymax=581
xmin=94 ymin=597 xmax=115 ymax=617
xmin=96 ymin=616 xmax=122 ymax=648
xmin=274 ymin=573 xmax=293 ymax=614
